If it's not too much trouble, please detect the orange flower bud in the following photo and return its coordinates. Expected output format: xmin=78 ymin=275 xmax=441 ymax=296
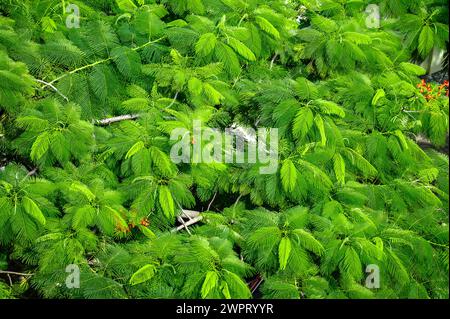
xmin=140 ymin=218 xmax=150 ymax=227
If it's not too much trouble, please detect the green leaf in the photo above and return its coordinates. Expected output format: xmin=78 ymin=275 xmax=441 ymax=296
xmin=73 ymin=205 xmax=95 ymax=229
xmin=418 ymin=25 xmax=434 ymax=58
xmin=138 ymin=225 xmax=156 ymax=239
xmin=315 ymin=99 xmax=345 ymax=118
xmin=0 ymin=182 xmax=12 ymax=193
xmin=311 ymin=15 xmax=338 ymax=33
xmin=129 ymin=264 xmax=157 ymax=285
xmin=393 ymin=130 xmax=409 ymax=151
xmin=373 ymin=237 xmax=384 ymax=259
xmin=298 ymin=159 xmax=333 ymax=189
xmin=371 ymin=89 xmax=385 ymax=106
xmin=342 ymin=148 xmax=378 ymax=177
xmin=150 ymin=146 xmax=176 ymax=176
xmin=22 ymin=196 xmax=46 ymax=225
xmin=255 ymin=16 xmax=280 ymax=39
xmin=41 ymin=17 xmax=57 ymax=33
xmin=187 ymin=0 xmax=205 ymax=14
xmin=343 ymin=32 xmax=372 ymax=45
xmin=292 ymin=229 xmax=324 ymax=256
xmin=297 ymin=28 xmax=322 ymax=42
xmin=278 ymin=237 xmax=292 ymax=270
xmin=70 ymin=182 xmax=96 ymax=202
xmin=429 ymin=112 xmax=448 ymax=147
xmin=35 ymin=232 xmax=63 ymax=243
xmin=188 ymin=77 xmax=203 ymax=96
xmin=122 ymin=98 xmax=149 ymax=111
xmin=111 ymin=46 xmax=141 ymax=79
xmin=399 ymin=62 xmax=426 ymax=76
xmin=293 ymin=107 xmax=314 ymax=140
xmin=196 ymin=33 xmax=217 ymax=57
xmin=135 ymin=11 xmax=165 ymax=40
xmin=314 ymin=115 xmax=327 ymax=146
xmin=333 ymin=153 xmax=345 ymax=185
xmin=159 ymin=186 xmax=175 ymax=219
xmin=116 ymin=0 xmax=137 ymax=12
xmin=280 ymin=159 xmax=298 ymax=192
xmin=16 ymin=116 xmax=49 ymax=131
xmin=340 ymin=246 xmax=362 ymax=279
xmin=295 ymin=77 xmax=318 ymax=100
xmin=50 ymin=131 xmax=70 ymax=162
xmin=109 ymin=206 xmax=128 ymax=230
xmin=203 ymin=83 xmax=224 ymax=105
xmin=386 ymin=249 xmax=410 ymax=283
xmin=30 ymin=132 xmax=50 ymax=161
xmin=221 ymin=281 xmax=231 ymax=299
xmin=227 ymin=37 xmax=256 ymax=61
xmin=222 ymin=269 xmax=252 ymax=298
xmin=201 ymin=271 xmax=219 ymax=298
xmin=418 ymin=168 xmax=439 ymax=183
xmin=170 ymin=49 xmax=184 ymax=65
xmin=214 ymin=42 xmax=241 ymax=77
xmin=125 ymin=141 xmax=145 ymax=159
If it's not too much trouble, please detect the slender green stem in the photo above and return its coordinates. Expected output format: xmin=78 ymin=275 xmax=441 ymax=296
xmin=426 ymin=240 xmax=449 ymax=248
xmin=42 ymin=36 xmax=166 ymax=88
xmin=0 ymin=270 xmax=34 ymax=276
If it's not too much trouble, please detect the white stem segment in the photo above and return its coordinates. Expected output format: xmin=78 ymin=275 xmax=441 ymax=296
xmin=35 ymin=79 xmax=69 ymax=102
xmin=96 ymin=114 xmax=140 ymax=125
xmin=172 ymin=216 xmax=203 ymax=232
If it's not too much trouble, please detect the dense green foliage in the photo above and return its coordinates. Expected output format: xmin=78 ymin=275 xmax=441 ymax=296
xmin=0 ymin=0 xmax=449 ymax=299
